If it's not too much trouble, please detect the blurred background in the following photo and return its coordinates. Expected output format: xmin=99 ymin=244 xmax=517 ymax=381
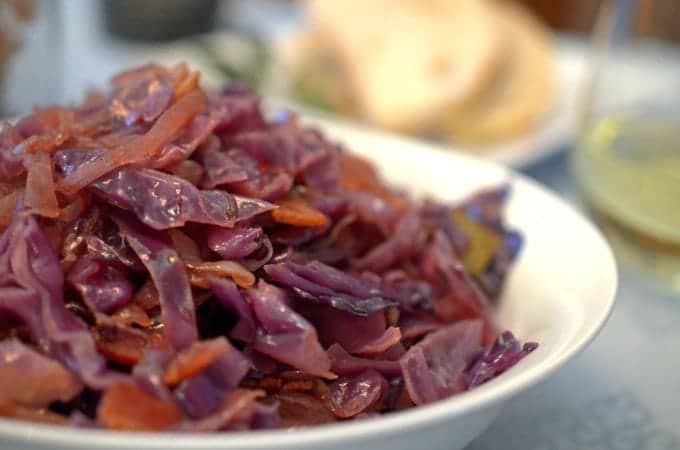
xmin=0 ymin=0 xmax=600 ymax=114
xmin=1 ymin=0 xmax=680 ymax=448
xmin=0 ymin=0 xmax=626 ymax=159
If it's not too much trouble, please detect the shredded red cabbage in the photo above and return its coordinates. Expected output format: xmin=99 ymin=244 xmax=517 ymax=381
xmin=0 ymin=63 xmax=535 ymax=431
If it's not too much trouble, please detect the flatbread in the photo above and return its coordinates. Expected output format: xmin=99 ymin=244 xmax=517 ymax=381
xmin=305 ymin=0 xmax=505 ymax=133
xmin=438 ymin=0 xmax=556 ymax=144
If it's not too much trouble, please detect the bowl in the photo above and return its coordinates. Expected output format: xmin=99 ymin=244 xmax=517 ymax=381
xmin=0 ymin=118 xmax=618 ymax=450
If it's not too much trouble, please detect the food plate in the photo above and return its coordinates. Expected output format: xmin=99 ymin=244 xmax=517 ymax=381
xmin=0 ymin=117 xmax=617 ymax=450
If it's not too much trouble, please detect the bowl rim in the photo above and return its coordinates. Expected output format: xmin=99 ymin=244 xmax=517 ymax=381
xmin=0 ymin=129 xmax=619 ymax=449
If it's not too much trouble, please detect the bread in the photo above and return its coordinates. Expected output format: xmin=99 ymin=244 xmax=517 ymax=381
xmin=280 ymin=29 xmax=357 ymax=115
xmin=437 ymin=0 xmax=556 ymax=145
xmin=304 ymin=0 xmax=505 ymax=133
xmin=291 ymin=0 xmax=556 ymax=145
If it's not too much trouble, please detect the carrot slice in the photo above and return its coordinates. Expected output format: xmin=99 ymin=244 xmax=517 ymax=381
xmin=21 ymin=107 xmax=78 ymax=155
xmin=339 ymin=153 xmax=379 ymax=191
xmin=58 ymin=89 xmax=206 ymax=194
xmin=186 ymin=261 xmax=255 ymax=289
xmin=24 ymin=152 xmax=59 ymax=218
xmin=173 ymin=71 xmax=201 ymax=100
xmin=271 ymin=197 xmax=328 ymax=227
xmin=98 ymin=382 xmax=182 ymax=431
xmin=163 ymin=337 xmax=232 ymax=386
xmin=110 ymin=89 xmax=206 ymax=163
xmin=92 ymin=324 xmax=148 ymax=366
xmin=340 ymin=153 xmax=409 ymax=211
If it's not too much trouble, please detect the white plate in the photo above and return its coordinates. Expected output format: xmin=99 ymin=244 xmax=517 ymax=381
xmin=0 ymin=118 xmax=617 ymax=450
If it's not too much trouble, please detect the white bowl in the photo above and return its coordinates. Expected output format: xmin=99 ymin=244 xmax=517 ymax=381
xmin=0 ymin=119 xmax=618 ymax=450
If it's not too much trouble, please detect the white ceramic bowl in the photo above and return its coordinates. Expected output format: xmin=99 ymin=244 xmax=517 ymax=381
xmin=0 ymin=119 xmax=618 ymax=450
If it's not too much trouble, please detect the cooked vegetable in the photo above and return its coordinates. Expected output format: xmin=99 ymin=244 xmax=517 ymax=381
xmin=0 ymin=63 xmax=534 ymax=431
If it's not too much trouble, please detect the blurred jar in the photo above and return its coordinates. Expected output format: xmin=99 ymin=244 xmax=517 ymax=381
xmin=0 ymin=0 xmax=61 ymax=115
xmin=517 ymin=0 xmax=601 ymax=31
xmin=572 ymin=0 xmax=680 ymax=292
xmin=102 ymin=0 xmax=218 ymax=41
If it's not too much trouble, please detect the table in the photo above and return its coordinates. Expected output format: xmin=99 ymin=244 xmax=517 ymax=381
xmin=55 ymin=1 xmax=680 ymax=448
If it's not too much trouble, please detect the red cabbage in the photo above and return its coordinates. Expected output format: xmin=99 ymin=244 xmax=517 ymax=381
xmin=82 ymin=235 xmax=145 ymax=272
xmin=206 ymin=226 xmax=263 ymax=260
xmin=132 ymin=348 xmax=175 ymax=402
xmin=401 ymin=320 xmax=483 ymax=405
xmin=465 ymin=331 xmax=537 ymax=388
xmin=201 ymin=344 xmax=252 ymax=391
xmin=398 ymin=311 xmax=446 ymax=340
xmin=247 ymin=280 xmax=331 ymax=378
xmin=352 ymin=209 xmax=424 ymax=272
xmin=198 ymin=145 xmax=249 ymax=189
xmin=94 ymin=168 xmax=275 ymax=230
xmin=199 ymin=145 xmax=293 ymax=200
xmin=421 ymin=230 xmax=496 ymax=342
xmin=264 ymin=260 xmax=398 ymax=317
xmin=109 ymin=64 xmax=175 ymax=126
xmin=173 ymin=340 xmax=252 ymax=421
xmin=248 ymin=401 xmax=280 ymax=430
xmin=422 ymin=204 xmax=470 ymax=257
xmin=175 ymin=374 xmax=222 ymax=419
xmin=0 ymin=340 xmax=83 ymax=407
xmin=227 ymin=169 xmax=294 ymax=201
xmin=346 ymin=190 xmax=401 ymax=229
xmin=327 ymin=344 xmax=402 ymax=377
xmin=209 ymin=86 xmax=265 ymax=134
xmin=151 ymin=114 xmax=218 ymax=169
xmin=225 ymin=119 xmax=334 ymax=178
xmin=67 ymin=257 xmax=133 ymax=314
xmin=210 ymin=277 xmax=256 ymax=343
xmin=113 ymin=213 xmax=197 ymax=349
xmin=54 ymin=148 xmax=108 ymax=179
xmin=328 ymin=369 xmax=387 ymax=418
xmin=270 ymin=221 xmax=331 ymax=247
xmin=0 ymin=211 xmax=125 ymax=390
xmin=299 ymin=303 xmax=392 ymax=353
xmin=175 ymin=389 xmax=263 ymax=432
xmin=0 ymin=63 xmax=533 ymax=430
